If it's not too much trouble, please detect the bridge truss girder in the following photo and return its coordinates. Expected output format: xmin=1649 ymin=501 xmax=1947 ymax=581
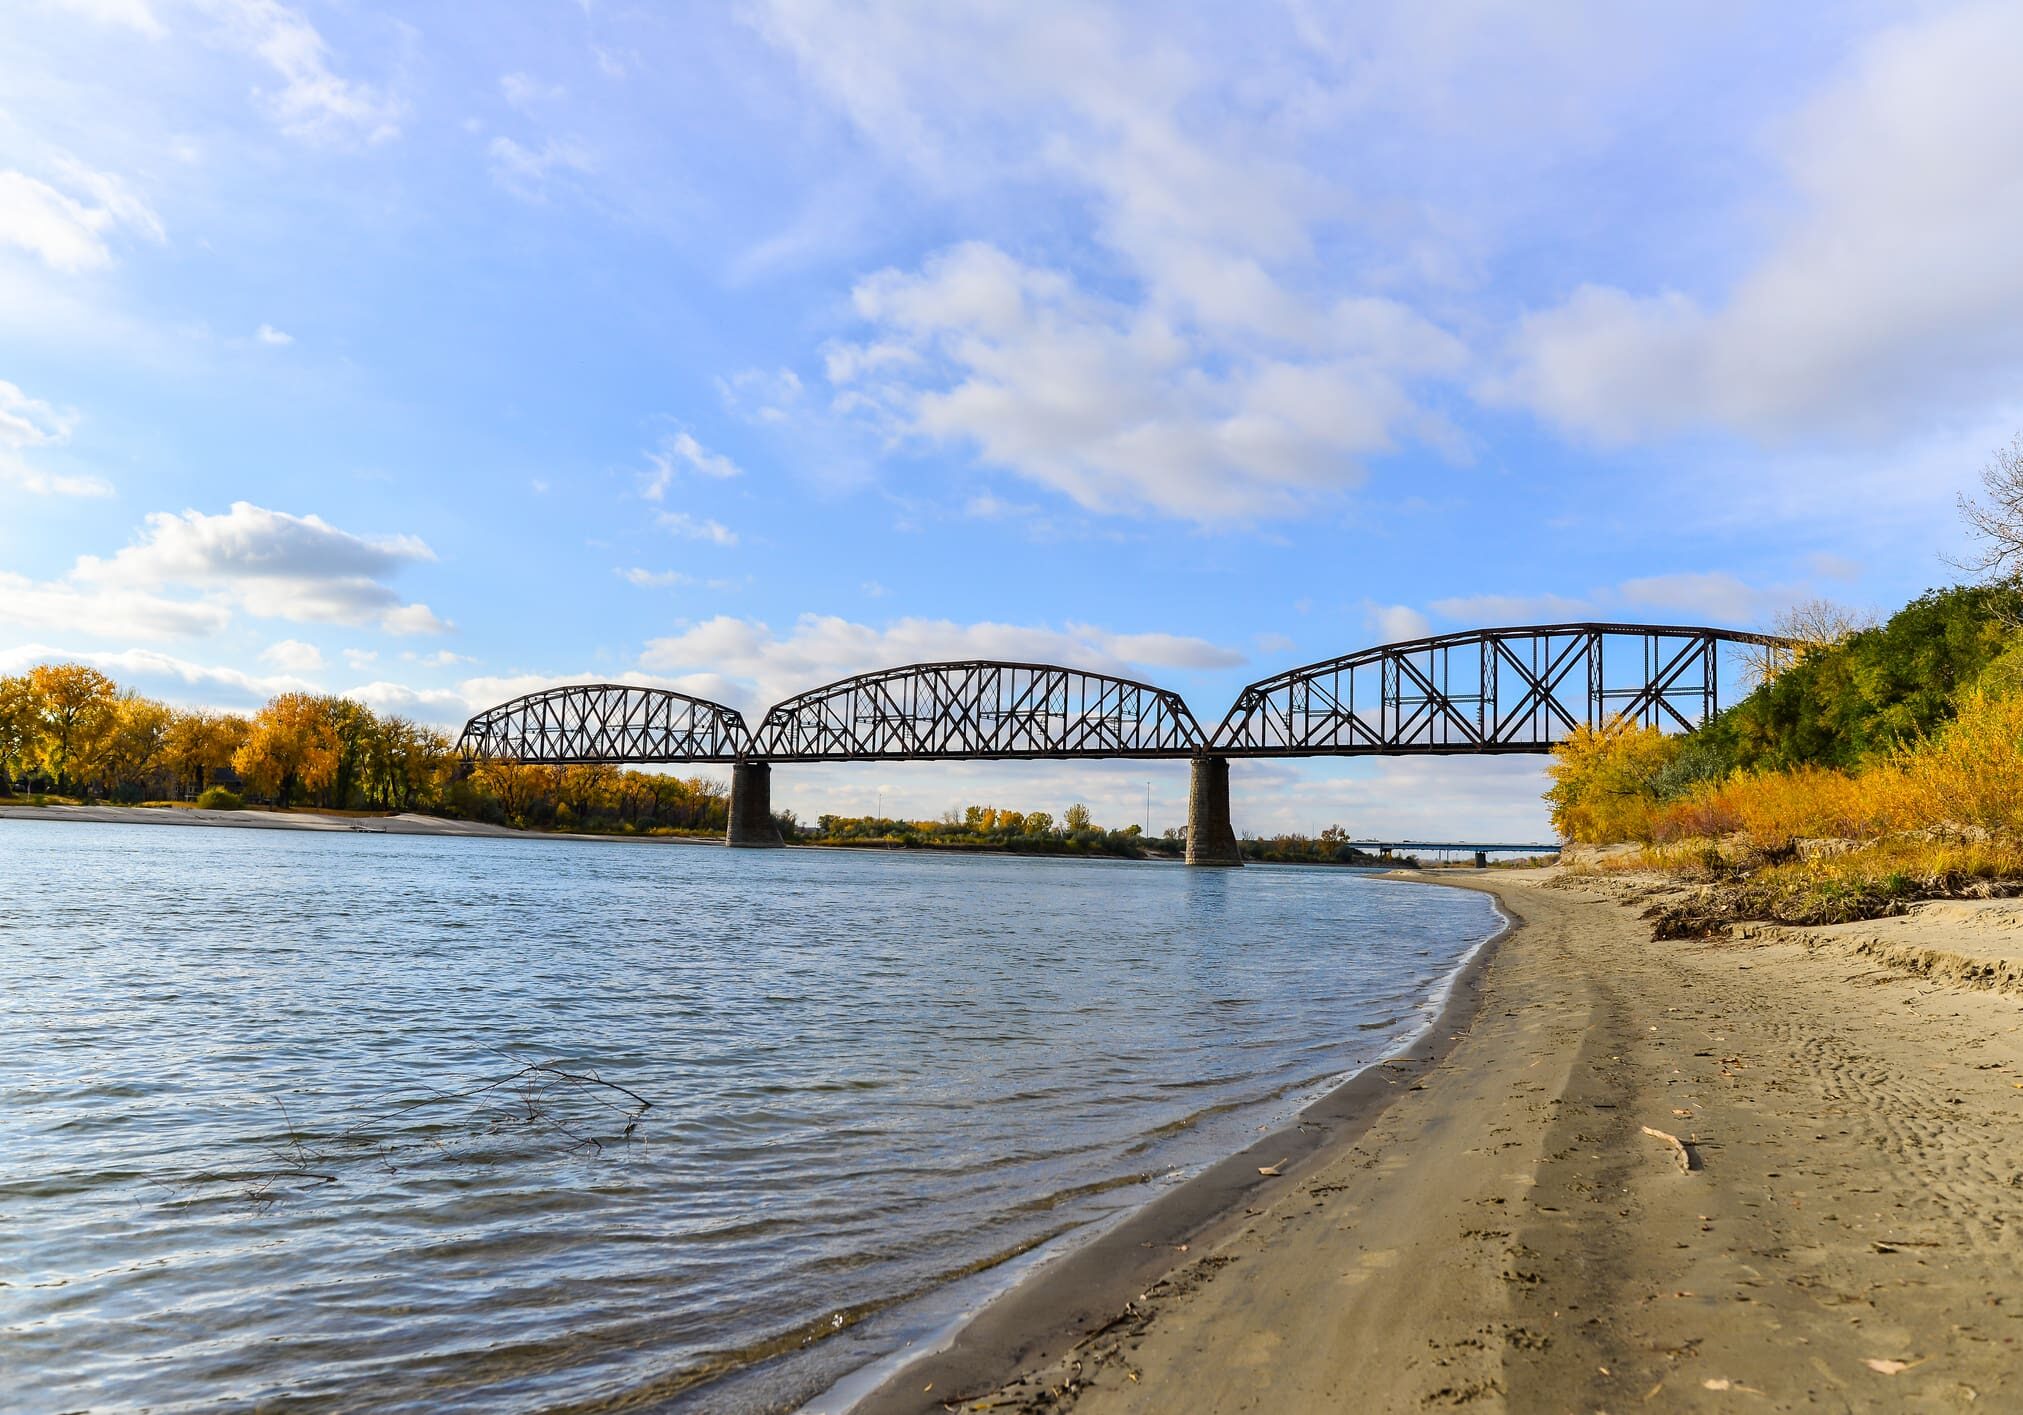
xmin=456 ymin=683 xmax=755 ymax=764
xmin=1210 ymin=623 xmax=1790 ymax=758
xmin=753 ymin=660 xmax=1209 ymax=761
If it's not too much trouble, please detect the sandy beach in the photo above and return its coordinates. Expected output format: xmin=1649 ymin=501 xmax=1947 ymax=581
xmin=858 ymin=869 xmax=2023 ymax=1413
xmin=0 ymin=803 xmax=722 ymax=842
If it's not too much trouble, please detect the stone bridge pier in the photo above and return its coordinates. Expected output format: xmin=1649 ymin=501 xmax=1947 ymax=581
xmin=726 ymin=760 xmax=784 ymax=848
xmin=1185 ymin=754 xmax=1243 ymax=867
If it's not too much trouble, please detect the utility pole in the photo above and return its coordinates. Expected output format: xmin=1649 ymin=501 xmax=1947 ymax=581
xmin=1145 ymin=780 xmax=1151 ymax=834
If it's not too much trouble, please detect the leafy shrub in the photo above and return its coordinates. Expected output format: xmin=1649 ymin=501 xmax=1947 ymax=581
xmin=195 ymin=786 xmax=244 ymax=810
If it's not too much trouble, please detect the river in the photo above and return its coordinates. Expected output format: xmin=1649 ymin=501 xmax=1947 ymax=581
xmin=0 ymin=818 xmax=1499 ymax=1412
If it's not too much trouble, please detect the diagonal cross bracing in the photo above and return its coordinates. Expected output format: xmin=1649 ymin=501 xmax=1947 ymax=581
xmin=456 ymin=684 xmax=755 ymax=764
xmin=1210 ymin=623 xmax=1790 ymax=758
xmin=752 ymin=660 xmax=1208 ymax=761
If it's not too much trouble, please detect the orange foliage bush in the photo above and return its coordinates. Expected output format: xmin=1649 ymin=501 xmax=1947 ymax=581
xmin=1652 ymin=764 xmax=1881 ymax=846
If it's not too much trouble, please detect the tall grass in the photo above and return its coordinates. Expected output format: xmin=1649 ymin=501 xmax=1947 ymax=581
xmin=1639 ymin=687 xmax=2023 ymax=848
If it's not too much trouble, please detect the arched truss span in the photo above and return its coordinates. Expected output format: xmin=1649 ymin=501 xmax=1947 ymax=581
xmin=753 ymin=660 xmax=1208 ymax=761
xmin=1211 ymin=623 xmax=1794 ymax=757
xmin=457 ymin=683 xmax=755 ymax=764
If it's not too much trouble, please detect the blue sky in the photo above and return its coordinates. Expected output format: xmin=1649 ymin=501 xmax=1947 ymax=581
xmin=5 ymin=0 xmax=2021 ymax=837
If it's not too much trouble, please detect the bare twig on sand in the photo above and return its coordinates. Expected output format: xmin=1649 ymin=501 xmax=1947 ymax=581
xmin=1641 ymin=1125 xmax=1698 ymax=1173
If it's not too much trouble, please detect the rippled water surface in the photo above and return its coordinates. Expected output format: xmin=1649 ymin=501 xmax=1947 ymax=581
xmin=0 ymin=819 xmax=1498 ymax=1412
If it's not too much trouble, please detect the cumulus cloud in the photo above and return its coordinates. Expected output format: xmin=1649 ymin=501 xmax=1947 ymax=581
xmin=0 ymin=642 xmax=315 ymax=704
xmin=194 ymin=0 xmax=402 ymax=144
xmin=0 ymin=157 xmax=164 ymax=273
xmin=0 ymin=572 xmax=231 ymax=639
xmin=1427 ymin=592 xmax=1599 ymax=625
xmin=1361 ymin=602 xmax=1431 ymax=644
xmin=1485 ymin=1 xmax=2023 ymax=444
xmin=637 ymin=613 xmax=1242 ymax=714
xmin=750 ymin=3 xmax=1471 ymax=521
xmin=259 ymin=637 xmax=323 ymax=671
xmin=71 ymin=501 xmax=448 ymax=634
xmin=0 ymin=378 xmax=112 ymax=496
xmin=1429 ymin=575 xmax=1799 ymax=630
xmin=255 ymin=323 xmax=293 ymax=345
xmin=832 ymin=242 xmax=1463 ymax=521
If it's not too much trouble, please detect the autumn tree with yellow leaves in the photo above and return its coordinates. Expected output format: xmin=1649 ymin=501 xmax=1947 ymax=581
xmin=27 ymin=663 xmax=118 ymax=791
xmin=233 ymin=693 xmax=341 ymax=807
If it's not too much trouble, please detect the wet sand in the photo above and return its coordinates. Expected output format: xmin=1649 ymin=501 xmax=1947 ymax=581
xmin=857 ymin=869 xmax=2023 ymax=1412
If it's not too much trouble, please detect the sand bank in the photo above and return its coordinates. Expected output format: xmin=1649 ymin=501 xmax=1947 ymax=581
xmin=0 ymin=802 xmax=715 ymax=841
xmin=857 ymin=869 xmax=2023 ymax=1412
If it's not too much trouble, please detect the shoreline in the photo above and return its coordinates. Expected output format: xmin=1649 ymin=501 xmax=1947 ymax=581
xmin=850 ymin=867 xmax=2023 ymax=1412
xmin=0 ymin=802 xmax=720 ymax=842
xmin=0 ymin=804 xmax=1437 ymax=868
xmin=836 ymin=877 xmax=1513 ymax=1414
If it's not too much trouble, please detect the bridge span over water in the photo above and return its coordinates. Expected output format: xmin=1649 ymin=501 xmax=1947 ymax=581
xmin=458 ymin=622 xmax=1788 ymax=866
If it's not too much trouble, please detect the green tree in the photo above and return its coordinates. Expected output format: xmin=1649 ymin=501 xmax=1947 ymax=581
xmin=1063 ymin=802 xmax=1093 ymax=832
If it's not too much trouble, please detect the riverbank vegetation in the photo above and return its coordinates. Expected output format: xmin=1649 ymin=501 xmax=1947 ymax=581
xmin=1547 ymin=440 xmax=2023 ymax=931
xmin=792 ymin=811 xmax=1403 ymax=864
xmin=0 ymin=669 xmax=733 ymax=835
xmin=1547 ymin=582 xmax=2023 ymax=929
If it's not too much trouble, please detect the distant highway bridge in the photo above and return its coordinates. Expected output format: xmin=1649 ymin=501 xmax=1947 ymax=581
xmin=458 ymin=623 xmax=1789 ymax=866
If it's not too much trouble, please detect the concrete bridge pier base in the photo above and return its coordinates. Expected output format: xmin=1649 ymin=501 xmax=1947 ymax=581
xmin=726 ymin=760 xmax=784 ymax=848
xmin=1185 ymin=754 xmax=1243 ymax=867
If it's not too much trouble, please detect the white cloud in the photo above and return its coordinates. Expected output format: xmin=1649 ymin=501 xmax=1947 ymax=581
xmin=750 ymin=4 xmax=1472 ymax=521
xmin=0 ymin=378 xmax=113 ymax=496
xmin=73 ymin=501 xmax=447 ymax=634
xmin=655 ymin=511 xmax=738 ymax=546
xmin=0 ymin=572 xmax=231 ymax=639
xmin=830 ymin=240 xmax=1462 ymax=522
xmin=343 ymin=647 xmax=379 ymax=669
xmin=638 ymin=612 xmax=1243 ymax=715
xmin=259 ymin=637 xmax=323 ymax=671
xmin=1429 ymin=575 xmax=1802 ymax=630
xmin=255 ymin=323 xmax=293 ymax=345
xmin=1428 ymin=592 xmax=1599 ymax=625
xmin=1616 ymin=572 xmax=1774 ymax=625
xmin=1362 ymin=602 xmax=1431 ymax=644
xmin=717 ymin=367 xmax=805 ymax=424
xmin=619 ymin=567 xmax=692 ymax=588
xmin=500 ymin=72 xmax=565 ymax=111
xmin=1486 ymin=2 xmax=2023 ymax=445
xmin=0 ymin=158 xmax=164 ymax=273
xmin=49 ymin=0 xmax=165 ymax=34
xmin=487 ymin=135 xmax=594 ymax=201
xmin=0 ymin=642 xmax=313 ymax=704
xmin=194 ymin=0 xmax=402 ymax=144
xmin=640 ymin=430 xmax=743 ymax=499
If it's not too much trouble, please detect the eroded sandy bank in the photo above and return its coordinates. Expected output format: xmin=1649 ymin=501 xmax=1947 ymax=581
xmin=857 ymin=869 xmax=2023 ymax=1413
xmin=0 ymin=802 xmax=716 ymax=841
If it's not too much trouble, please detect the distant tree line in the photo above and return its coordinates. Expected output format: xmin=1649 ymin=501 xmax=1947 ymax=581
xmin=0 ymin=664 xmax=728 ymax=834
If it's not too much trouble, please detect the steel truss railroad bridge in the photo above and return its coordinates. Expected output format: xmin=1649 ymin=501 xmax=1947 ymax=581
xmin=458 ymin=622 xmax=1789 ymax=866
